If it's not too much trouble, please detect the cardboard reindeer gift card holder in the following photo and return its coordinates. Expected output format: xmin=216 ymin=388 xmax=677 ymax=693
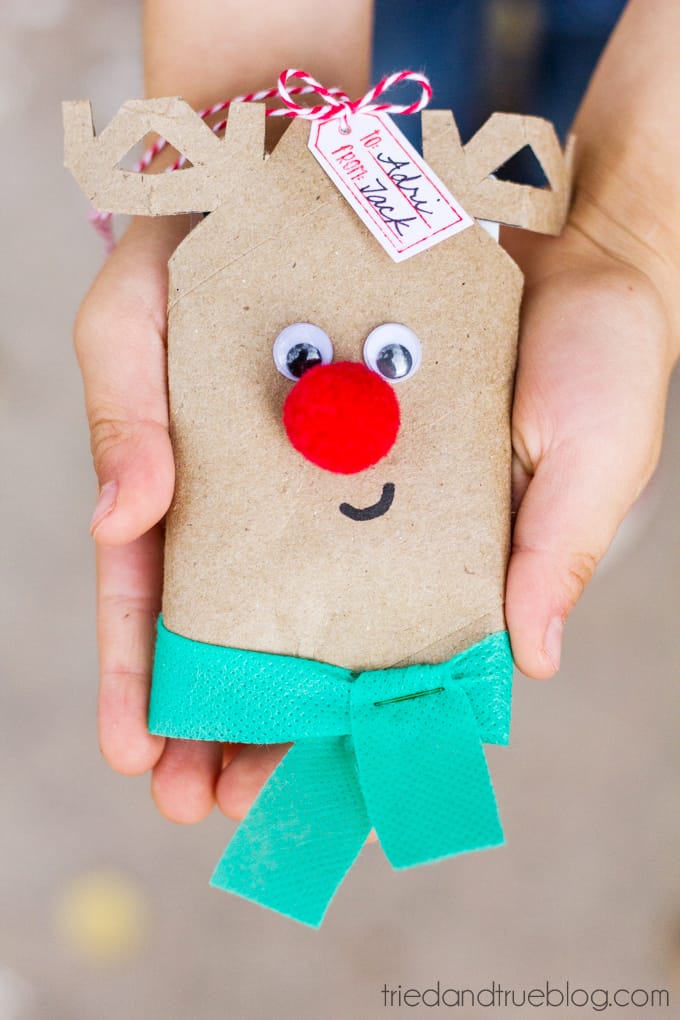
xmin=64 ymin=98 xmax=573 ymax=668
xmin=64 ymin=93 xmax=573 ymax=927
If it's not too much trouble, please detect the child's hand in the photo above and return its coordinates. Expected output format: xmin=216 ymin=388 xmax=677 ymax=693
xmin=76 ymin=216 xmax=290 ymax=824
xmin=503 ymin=223 xmax=676 ymax=679
xmin=503 ymin=0 xmax=680 ymax=678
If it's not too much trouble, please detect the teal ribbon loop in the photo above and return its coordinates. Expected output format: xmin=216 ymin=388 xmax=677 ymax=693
xmin=149 ymin=619 xmax=513 ymax=928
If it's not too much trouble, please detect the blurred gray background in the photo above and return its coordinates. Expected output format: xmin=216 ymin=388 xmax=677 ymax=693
xmin=1 ymin=2 xmax=678 ymax=1018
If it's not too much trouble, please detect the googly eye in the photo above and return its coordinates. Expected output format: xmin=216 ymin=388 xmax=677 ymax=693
xmin=363 ymin=323 xmax=422 ymax=382
xmin=273 ymin=323 xmax=334 ymax=381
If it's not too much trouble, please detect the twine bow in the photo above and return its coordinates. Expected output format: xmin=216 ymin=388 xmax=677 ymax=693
xmin=149 ymin=619 xmax=513 ymax=928
xmin=274 ymin=67 xmax=432 ymax=123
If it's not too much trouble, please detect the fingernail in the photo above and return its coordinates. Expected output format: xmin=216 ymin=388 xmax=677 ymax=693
xmin=543 ymin=616 xmax=563 ymax=672
xmin=90 ymin=480 xmax=118 ymax=534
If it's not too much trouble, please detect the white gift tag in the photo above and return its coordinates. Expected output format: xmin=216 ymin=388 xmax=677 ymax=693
xmin=309 ymin=110 xmax=473 ymax=262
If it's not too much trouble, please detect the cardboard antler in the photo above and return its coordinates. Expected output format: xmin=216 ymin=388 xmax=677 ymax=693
xmin=62 ymin=97 xmax=265 ymax=216
xmin=422 ymin=110 xmax=574 ymax=234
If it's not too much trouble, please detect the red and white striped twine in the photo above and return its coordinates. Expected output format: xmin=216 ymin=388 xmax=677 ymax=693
xmin=90 ymin=69 xmax=432 ymax=251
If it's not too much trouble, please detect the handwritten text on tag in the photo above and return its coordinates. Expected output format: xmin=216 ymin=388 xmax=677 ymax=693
xmin=309 ymin=111 xmax=473 ymax=262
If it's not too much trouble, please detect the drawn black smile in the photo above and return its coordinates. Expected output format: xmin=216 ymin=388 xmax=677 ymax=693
xmin=339 ymin=482 xmax=395 ymax=521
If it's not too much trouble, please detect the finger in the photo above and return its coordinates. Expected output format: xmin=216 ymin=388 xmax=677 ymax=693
xmin=216 ymin=744 xmax=291 ymax=821
xmin=97 ymin=527 xmax=166 ymax=774
xmin=151 ymin=738 xmax=224 ymax=824
xmin=74 ymin=221 xmax=186 ymax=545
xmin=86 ymin=420 xmax=174 ymax=546
xmin=506 ymin=437 xmax=637 ymax=680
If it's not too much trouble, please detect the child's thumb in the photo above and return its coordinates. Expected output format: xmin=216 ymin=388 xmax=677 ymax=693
xmin=75 ymin=303 xmax=175 ymax=545
xmin=87 ymin=414 xmax=174 ymax=544
xmin=505 ymin=438 xmax=635 ymax=679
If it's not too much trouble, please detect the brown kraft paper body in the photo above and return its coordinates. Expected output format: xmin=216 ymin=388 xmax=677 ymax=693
xmin=63 ymin=100 xmax=574 ymax=672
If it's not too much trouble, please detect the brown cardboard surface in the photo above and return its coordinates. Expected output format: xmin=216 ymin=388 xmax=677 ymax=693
xmin=63 ymin=98 xmax=266 ymax=214
xmin=422 ymin=110 xmax=574 ymax=235
xmin=63 ymin=99 xmax=574 ymax=670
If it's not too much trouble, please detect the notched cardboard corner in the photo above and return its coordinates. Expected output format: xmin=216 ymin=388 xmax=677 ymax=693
xmin=422 ymin=108 xmax=574 ymax=235
xmin=62 ymin=96 xmax=267 ymax=217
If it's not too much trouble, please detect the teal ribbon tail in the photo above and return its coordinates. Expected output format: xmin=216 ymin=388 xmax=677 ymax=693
xmin=351 ymin=682 xmax=503 ymax=869
xmin=210 ymin=738 xmax=371 ymax=928
xmin=150 ymin=620 xmax=513 ymax=927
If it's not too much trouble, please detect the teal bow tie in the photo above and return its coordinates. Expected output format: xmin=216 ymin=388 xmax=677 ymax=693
xmin=149 ymin=618 xmax=513 ymax=927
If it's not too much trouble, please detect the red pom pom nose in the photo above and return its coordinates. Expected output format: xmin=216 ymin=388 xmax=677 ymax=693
xmin=282 ymin=362 xmax=400 ymax=474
